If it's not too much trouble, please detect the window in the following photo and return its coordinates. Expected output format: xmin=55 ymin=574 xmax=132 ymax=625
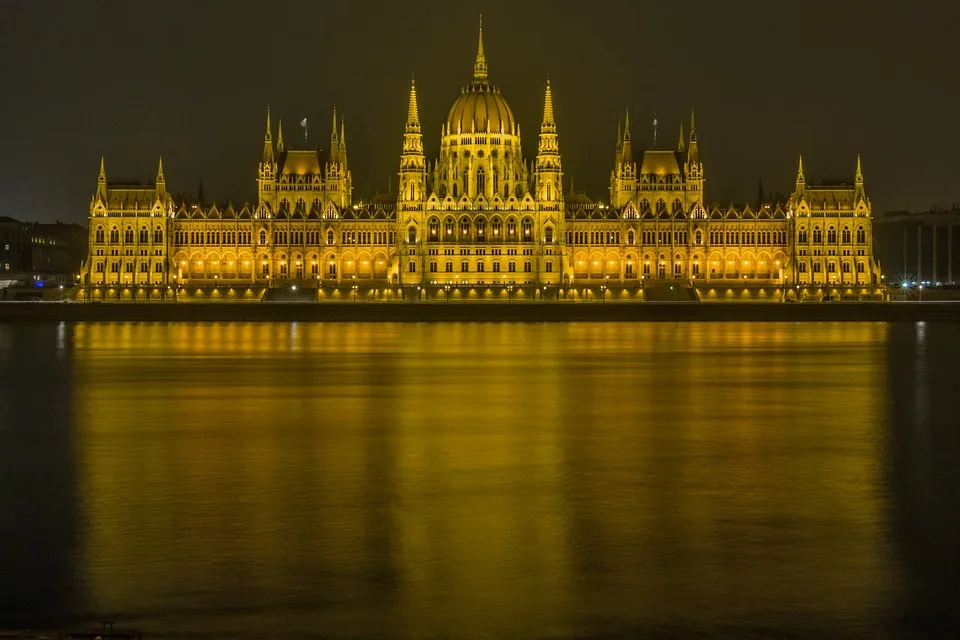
xmin=857 ymin=261 xmax=865 ymax=273
xmin=139 ymin=261 xmax=148 ymax=273
xmin=674 ymin=262 xmax=682 ymax=276
xmin=856 ymin=226 xmax=866 ymax=243
xmin=95 ymin=227 xmax=105 ymax=243
xmin=842 ymin=227 xmax=851 ymax=243
xmin=476 ymin=219 xmax=486 ymax=237
xmin=460 ymin=218 xmax=470 ymax=237
xmin=95 ymin=261 xmax=104 ymax=273
xmin=477 ymin=261 xmax=485 ymax=272
xmin=279 ymin=262 xmax=288 ymax=276
xmin=695 ymin=229 xmax=703 ymax=245
xmin=813 ymin=227 xmax=822 ymax=243
xmin=842 ymin=262 xmax=851 ymax=273
xmin=523 ymin=261 xmax=532 ymax=273
xmin=493 ymin=260 xmax=501 ymax=272
xmin=627 ymin=230 xmax=635 ymax=245
xmin=408 ymin=260 xmax=417 ymax=273
xmin=123 ymin=227 xmax=133 ymax=243
xmin=799 ymin=262 xmax=807 ymax=273
xmin=445 ymin=260 xmax=453 ymax=272
xmin=508 ymin=260 xmax=516 ymax=272
xmin=827 ymin=227 xmax=837 ymax=243
xmin=507 ymin=220 xmax=517 ymax=236
xmin=110 ymin=227 xmax=119 ymax=243
xmin=798 ymin=228 xmax=808 ymax=244
xmin=545 ymin=227 xmax=553 ymax=243
xmin=476 ymin=168 xmax=485 ymax=196
xmin=429 ymin=260 xmax=438 ymax=272
xmin=461 ymin=260 xmax=469 ymax=272
xmin=139 ymin=227 xmax=149 ymax=243
xmin=110 ymin=262 xmax=119 ymax=273
xmin=124 ymin=261 xmax=133 ymax=273
xmin=521 ymin=218 xmax=533 ymax=238
xmin=259 ymin=230 xmax=267 ymax=245
xmin=328 ymin=260 xmax=337 ymax=276
xmin=492 ymin=219 xmax=502 ymax=236
xmin=813 ymin=262 xmax=822 ymax=273
xmin=546 ymin=261 xmax=553 ymax=273
xmin=154 ymin=262 xmax=163 ymax=273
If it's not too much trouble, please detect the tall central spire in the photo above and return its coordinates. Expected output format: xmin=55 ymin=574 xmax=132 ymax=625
xmin=473 ymin=14 xmax=488 ymax=81
xmin=407 ymin=75 xmax=420 ymax=131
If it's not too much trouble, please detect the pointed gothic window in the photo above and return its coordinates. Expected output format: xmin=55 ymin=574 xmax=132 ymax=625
xmin=545 ymin=182 xmax=553 ymax=201
xmin=476 ymin=168 xmax=486 ymax=197
xmin=842 ymin=227 xmax=851 ymax=243
xmin=856 ymin=226 xmax=866 ymax=243
xmin=110 ymin=227 xmax=119 ymax=243
xmin=95 ymin=227 xmax=105 ymax=243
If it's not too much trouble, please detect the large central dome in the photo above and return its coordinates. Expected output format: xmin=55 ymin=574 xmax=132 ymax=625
xmin=445 ymin=18 xmax=516 ymax=135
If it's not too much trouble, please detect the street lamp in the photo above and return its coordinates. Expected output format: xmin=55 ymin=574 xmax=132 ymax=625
xmin=919 ymin=283 xmax=923 ymax=302
xmin=352 ymin=283 xmax=358 ymax=302
xmin=600 ymin=284 xmax=606 ymax=303
xmin=507 ymin=284 xmax=514 ymax=303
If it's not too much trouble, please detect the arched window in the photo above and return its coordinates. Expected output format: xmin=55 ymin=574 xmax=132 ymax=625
xmin=445 ymin=261 xmax=453 ymax=272
xmin=429 ymin=217 xmax=440 ymax=237
xmin=798 ymin=262 xmax=807 ymax=273
xmin=461 ymin=260 xmax=469 ymax=272
xmin=154 ymin=226 xmax=163 ymax=243
xmin=95 ymin=227 xmax=105 ymax=243
xmin=627 ymin=230 xmax=635 ymax=245
xmin=695 ymin=229 xmax=703 ymax=245
xmin=429 ymin=260 xmax=438 ymax=273
xmin=857 ymin=261 xmax=865 ymax=273
xmin=124 ymin=261 xmax=133 ymax=272
xmin=139 ymin=227 xmax=149 ymax=243
xmin=477 ymin=261 xmax=485 ymax=272
xmin=493 ymin=260 xmax=501 ymax=272
xmin=139 ymin=261 xmax=148 ymax=273
xmin=827 ymin=261 xmax=837 ymax=273
xmin=523 ymin=261 xmax=532 ymax=273
xmin=813 ymin=262 xmax=822 ymax=273
xmin=476 ymin=168 xmax=485 ymax=196
xmin=842 ymin=226 xmax=851 ymax=243
xmin=797 ymin=228 xmax=807 ymax=244
xmin=259 ymin=230 xmax=267 ymax=245
xmin=508 ymin=260 xmax=516 ymax=272
xmin=407 ymin=227 xmax=416 ymax=243
xmin=460 ymin=217 xmax=470 ymax=236
xmin=842 ymin=262 xmax=851 ymax=273
xmin=476 ymin=219 xmax=486 ymax=237
xmin=521 ymin=218 xmax=533 ymax=238
xmin=409 ymin=182 xmax=416 ymax=201
xmin=507 ymin=219 xmax=517 ymax=236
xmin=95 ymin=261 xmax=104 ymax=273
xmin=545 ymin=227 xmax=554 ymax=243
xmin=827 ymin=227 xmax=837 ymax=243
xmin=124 ymin=226 xmax=134 ymax=243
xmin=154 ymin=262 xmax=163 ymax=273
xmin=545 ymin=182 xmax=553 ymax=201
xmin=546 ymin=261 xmax=554 ymax=272
xmin=444 ymin=218 xmax=454 ymax=237
xmin=110 ymin=261 xmax=119 ymax=273
xmin=856 ymin=226 xmax=866 ymax=243
xmin=462 ymin=170 xmax=468 ymax=197
xmin=492 ymin=218 xmax=502 ymax=236
xmin=109 ymin=227 xmax=119 ymax=243
xmin=813 ymin=227 xmax=823 ymax=243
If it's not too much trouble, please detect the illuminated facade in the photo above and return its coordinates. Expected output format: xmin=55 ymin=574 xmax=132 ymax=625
xmin=79 ymin=19 xmax=884 ymax=301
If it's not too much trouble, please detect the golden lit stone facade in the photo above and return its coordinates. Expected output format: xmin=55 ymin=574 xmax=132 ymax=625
xmin=79 ymin=19 xmax=883 ymax=301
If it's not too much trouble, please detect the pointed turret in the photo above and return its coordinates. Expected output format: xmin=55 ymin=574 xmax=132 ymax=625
xmin=541 ymin=78 xmax=556 ymax=132
xmin=474 ymin=14 xmax=488 ymax=81
xmin=686 ymin=109 xmax=699 ymax=166
xmin=262 ymin=106 xmax=274 ymax=164
xmin=276 ymin=117 xmax=285 ymax=152
xmin=96 ymin=156 xmax=107 ymax=199
xmin=155 ymin=157 xmax=166 ymax=197
xmin=406 ymin=75 xmax=421 ymax=132
xmin=339 ymin=116 xmax=348 ymax=173
xmin=622 ymin=108 xmax=633 ymax=163
xmin=535 ymin=78 xmax=562 ymax=204
xmin=677 ymin=122 xmax=686 ymax=153
xmin=854 ymin=154 xmax=865 ymax=201
xmin=614 ymin=121 xmax=623 ymax=168
xmin=797 ymin=155 xmax=805 ymax=184
xmin=329 ymin=107 xmax=340 ymax=165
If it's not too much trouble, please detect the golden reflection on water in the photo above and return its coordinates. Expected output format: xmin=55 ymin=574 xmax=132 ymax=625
xmin=70 ymin=322 xmax=893 ymax=637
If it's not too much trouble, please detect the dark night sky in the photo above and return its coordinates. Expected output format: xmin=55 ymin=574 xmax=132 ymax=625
xmin=2 ymin=0 xmax=958 ymax=224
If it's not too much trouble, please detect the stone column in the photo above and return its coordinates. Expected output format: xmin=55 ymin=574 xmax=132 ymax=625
xmin=932 ymin=224 xmax=938 ymax=284
xmin=949 ymin=224 xmax=954 ymax=285
xmin=917 ymin=224 xmax=923 ymax=283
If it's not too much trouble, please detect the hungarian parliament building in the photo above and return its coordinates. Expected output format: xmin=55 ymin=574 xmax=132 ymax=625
xmin=79 ymin=21 xmax=884 ymax=302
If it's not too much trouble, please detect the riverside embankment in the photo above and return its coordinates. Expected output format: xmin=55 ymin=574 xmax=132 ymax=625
xmin=2 ymin=301 xmax=960 ymax=323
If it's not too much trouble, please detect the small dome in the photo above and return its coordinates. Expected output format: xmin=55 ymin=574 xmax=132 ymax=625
xmin=446 ymin=82 xmax=515 ymax=135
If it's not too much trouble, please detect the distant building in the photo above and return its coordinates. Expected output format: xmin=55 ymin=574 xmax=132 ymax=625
xmin=78 ymin=19 xmax=883 ymax=302
xmin=873 ymin=209 xmax=959 ymax=286
xmin=0 ymin=216 xmax=87 ymax=283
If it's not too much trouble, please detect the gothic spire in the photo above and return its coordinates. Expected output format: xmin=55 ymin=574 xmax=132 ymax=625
xmin=262 ymin=106 xmax=275 ymax=164
xmin=156 ymin=157 xmax=165 ymax=183
xmin=797 ymin=155 xmax=805 ymax=183
xmin=689 ymin=108 xmax=698 ymax=142
xmin=340 ymin=116 xmax=346 ymax=147
xmin=623 ymin=108 xmax=632 ymax=142
xmin=855 ymin=154 xmax=863 ymax=182
xmin=622 ymin=108 xmax=633 ymax=163
xmin=98 ymin=156 xmax=106 ymax=183
xmin=473 ymin=14 xmax=488 ymax=81
xmin=678 ymin=122 xmax=686 ymax=152
xmin=276 ymin=117 xmax=285 ymax=151
xmin=264 ymin=106 xmax=272 ymax=141
xmin=407 ymin=75 xmax=420 ymax=130
xmin=331 ymin=106 xmax=339 ymax=142
xmin=541 ymin=78 xmax=555 ymax=131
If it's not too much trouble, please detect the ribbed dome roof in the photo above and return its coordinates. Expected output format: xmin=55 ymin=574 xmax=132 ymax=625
xmin=445 ymin=16 xmax=516 ymax=136
xmin=447 ymin=82 xmax=515 ymax=134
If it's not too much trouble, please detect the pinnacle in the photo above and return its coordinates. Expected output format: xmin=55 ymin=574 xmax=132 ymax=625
xmin=542 ymin=78 xmax=555 ymax=127
xmin=473 ymin=14 xmax=488 ymax=81
xmin=407 ymin=75 xmax=420 ymax=127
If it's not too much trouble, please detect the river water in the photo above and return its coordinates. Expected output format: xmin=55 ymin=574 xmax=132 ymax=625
xmin=0 ymin=322 xmax=958 ymax=639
